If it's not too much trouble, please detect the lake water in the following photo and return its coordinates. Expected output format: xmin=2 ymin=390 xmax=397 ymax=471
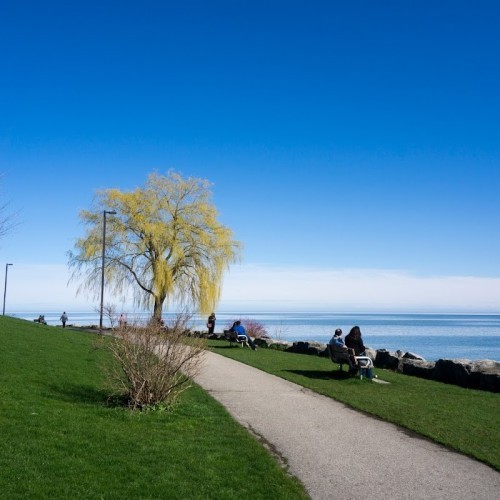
xmin=10 ymin=311 xmax=500 ymax=362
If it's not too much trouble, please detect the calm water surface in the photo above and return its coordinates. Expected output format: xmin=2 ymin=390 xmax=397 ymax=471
xmin=11 ymin=311 xmax=500 ymax=362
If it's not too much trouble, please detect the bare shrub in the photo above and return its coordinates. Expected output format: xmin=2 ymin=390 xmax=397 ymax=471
xmin=103 ymin=303 xmax=118 ymax=328
xmin=93 ymin=303 xmax=118 ymax=329
xmin=105 ymin=314 xmax=205 ymax=410
xmin=272 ymin=322 xmax=289 ymax=341
xmin=244 ymin=318 xmax=268 ymax=338
xmin=0 ymin=173 xmax=20 ymax=241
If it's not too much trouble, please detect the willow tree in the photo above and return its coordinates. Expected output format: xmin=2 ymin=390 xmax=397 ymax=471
xmin=68 ymin=171 xmax=241 ymax=320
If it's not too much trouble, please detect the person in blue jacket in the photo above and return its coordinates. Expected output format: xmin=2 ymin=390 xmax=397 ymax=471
xmin=231 ymin=320 xmax=257 ymax=350
xmin=329 ymin=328 xmax=357 ymax=372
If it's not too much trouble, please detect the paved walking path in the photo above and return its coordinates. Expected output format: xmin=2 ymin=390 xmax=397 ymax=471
xmin=193 ymin=351 xmax=500 ymax=500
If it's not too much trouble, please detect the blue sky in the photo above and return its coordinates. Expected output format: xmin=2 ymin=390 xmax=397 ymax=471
xmin=1 ymin=1 xmax=500 ymax=313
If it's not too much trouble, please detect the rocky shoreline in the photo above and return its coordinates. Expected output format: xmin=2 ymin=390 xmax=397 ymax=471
xmin=208 ymin=333 xmax=500 ymax=393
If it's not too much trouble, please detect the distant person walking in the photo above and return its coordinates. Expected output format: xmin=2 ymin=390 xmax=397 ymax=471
xmin=60 ymin=312 xmax=68 ymax=328
xmin=119 ymin=313 xmax=127 ymax=328
xmin=207 ymin=312 xmax=216 ymax=335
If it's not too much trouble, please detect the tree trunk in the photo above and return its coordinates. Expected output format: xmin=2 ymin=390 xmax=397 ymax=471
xmin=153 ymin=296 xmax=165 ymax=322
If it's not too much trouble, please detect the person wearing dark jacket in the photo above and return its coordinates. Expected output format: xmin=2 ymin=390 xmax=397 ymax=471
xmin=345 ymin=326 xmax=375 ymax=379
xmin=344 ymin=326 xmax=366 ymax=356
xmin=207 ymin=312 xmax=216 ymax=335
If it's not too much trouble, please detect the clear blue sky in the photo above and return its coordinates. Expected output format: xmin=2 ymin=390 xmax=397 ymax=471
xmin=1 ymin=1 xmax=500 ymax=313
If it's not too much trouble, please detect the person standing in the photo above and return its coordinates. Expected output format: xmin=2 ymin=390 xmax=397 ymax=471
xmin=207 ymin=312 xmax=216 ymax=335
xmin=60 ymin=312 xmax=68 ymax=328
xmin=119 ymin=313 xmax=127 ymax=328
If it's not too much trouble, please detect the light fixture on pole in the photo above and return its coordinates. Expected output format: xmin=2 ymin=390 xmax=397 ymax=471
xmin=99 ymin=210 xmax=116 ymax=334
xmin=3 ymin=263 xmax=13 ymax=316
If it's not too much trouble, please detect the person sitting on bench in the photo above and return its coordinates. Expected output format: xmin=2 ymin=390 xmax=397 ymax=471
xmin=345 ymin=326 xmax=374 ymax=379
xmin=34 ymin=314 xmax=47 ymax=324
xmin=230 ymin=321 xmax=257 ymax=350
xmin=329 ymin=328 xmax=357 ymax=373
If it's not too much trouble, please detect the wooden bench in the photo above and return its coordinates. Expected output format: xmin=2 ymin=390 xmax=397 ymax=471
xmin=326 ymin=343 xmax=351 ymax=371
xmin=224 ymin=330 xmax=248 ymax=348
xmin=326 ymin=344 xmax=374 ymax=380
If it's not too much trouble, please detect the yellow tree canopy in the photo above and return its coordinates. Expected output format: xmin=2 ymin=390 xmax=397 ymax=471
xmin=68 ymin=171 xmax=242 ymax=319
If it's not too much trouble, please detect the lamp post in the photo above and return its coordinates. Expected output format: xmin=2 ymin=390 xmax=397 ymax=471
xmin=3 ymin=263 xmax=13 ymax=316
xmin=99 ymin=210 xmax=116 ymax=334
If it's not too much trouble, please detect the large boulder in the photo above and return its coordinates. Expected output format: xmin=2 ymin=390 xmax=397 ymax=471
xmin=432 ymin=359 xmax=500 ymax=392
xmin=374 ymin=349 xmax=400 ymax=369
xmin=403 ymin=352 xmax=426 ymax=361
xmin=473 ymin=360 xmax=500 ymax=392
xmin=364 ymin=348 xmax=377 ymax=361
xmin=287 ymin=341 xmax=326 ymax=356
xmin=256 ymin=338 xmax=293 ymax=351
xmin=399 ymin=359 xmax=436 ymax=379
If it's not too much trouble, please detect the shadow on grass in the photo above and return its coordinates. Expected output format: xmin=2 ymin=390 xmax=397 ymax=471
xmin=285 ymin=369 xmax=352 ymax=381
xmin=46 ymin=383 xmax=122 ymax=407
xmin=211 ymin=344 xmax=245 ymax=350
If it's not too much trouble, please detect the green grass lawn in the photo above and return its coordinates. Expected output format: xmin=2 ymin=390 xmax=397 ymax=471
xmin=0 ymin=317 xmax=307 ymax=499
xmin=208 ymin=339 xmax=500 ymax=471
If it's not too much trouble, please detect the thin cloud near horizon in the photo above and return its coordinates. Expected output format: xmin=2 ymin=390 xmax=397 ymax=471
xmin=4 ymin=263 xmax=500 ymax=314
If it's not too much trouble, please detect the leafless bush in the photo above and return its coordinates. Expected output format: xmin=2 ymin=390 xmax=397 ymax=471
xmin=244 ymin=318 xmax=268 ymax=338
xmin=272 ymin=322 xmax=289 ymax=341
xmin=103 ymin=303 xmax=118 ymax=328
xmin=105 ymin=314 xmax=206 ymax=410
xmin=0 ymin=173 xmax=20 ymax=240
xmin=93 ymin=303 xmax=118 ymax=329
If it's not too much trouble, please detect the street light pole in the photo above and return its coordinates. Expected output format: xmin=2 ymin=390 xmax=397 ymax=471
xmin=3 ymin=263 xmax=13 ymax=316
xmin=99 ymin=210 xmax=116 ymax=334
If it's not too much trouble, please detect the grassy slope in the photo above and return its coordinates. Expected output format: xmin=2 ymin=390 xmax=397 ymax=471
xmin=208 ymin=340 xmax=500 ymax=471
xmin=0 ymin=317 xmax=307 ymax=499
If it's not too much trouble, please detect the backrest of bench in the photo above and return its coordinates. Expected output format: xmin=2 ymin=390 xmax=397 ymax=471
xmin=327 ymin=343 xmax=345 ymax=364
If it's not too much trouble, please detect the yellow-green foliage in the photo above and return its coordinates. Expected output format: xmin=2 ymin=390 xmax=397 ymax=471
xmin=68 ymin=171 xmax=242 ymax=318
